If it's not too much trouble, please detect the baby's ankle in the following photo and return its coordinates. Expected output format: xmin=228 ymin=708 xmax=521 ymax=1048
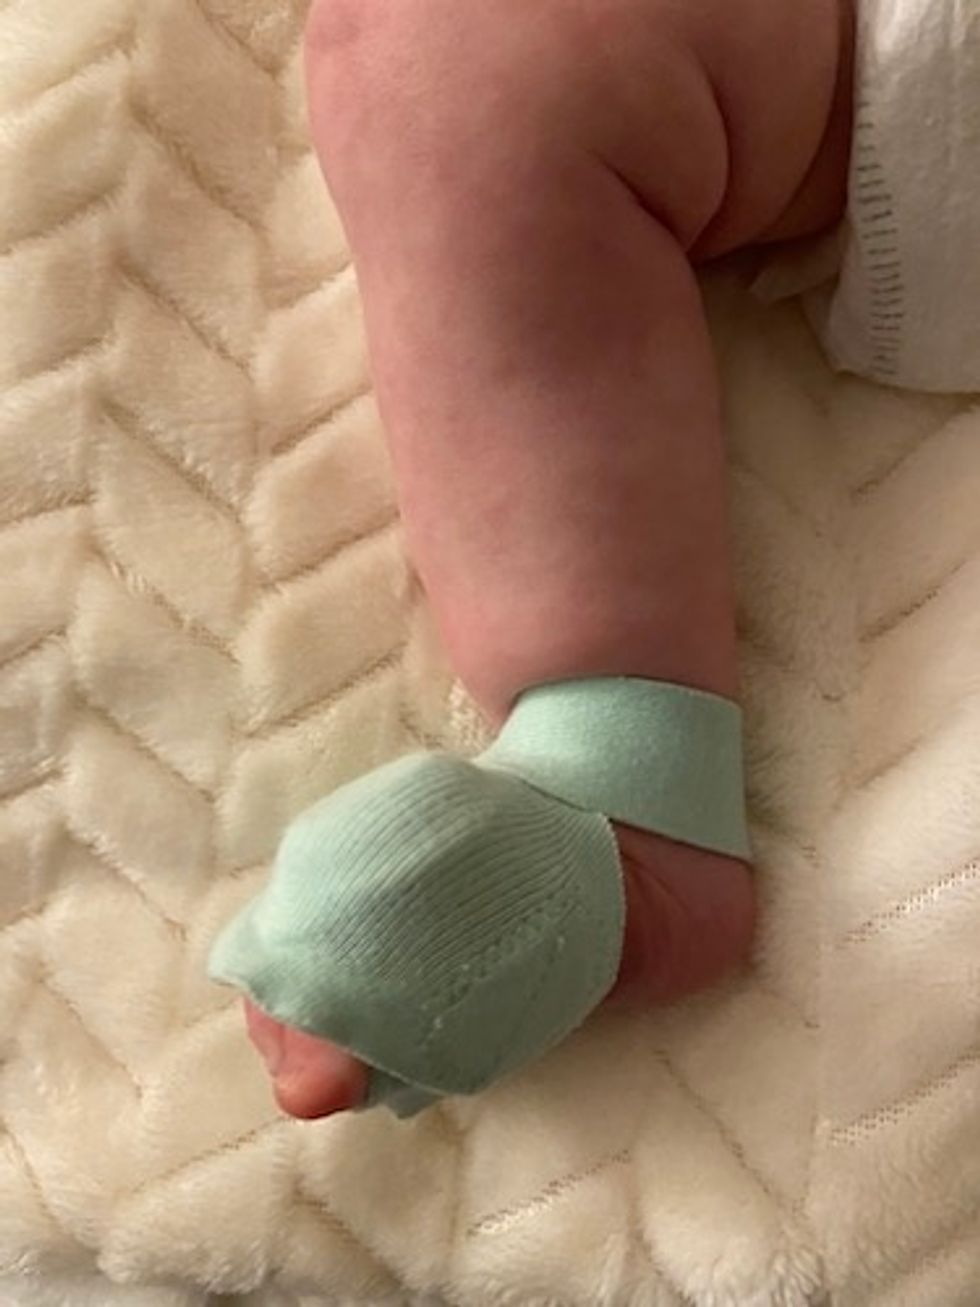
xmin=445 ymin=600 xmax=741 ymax=730
xmin=610 ymin=822 xmax=756 ymax=1004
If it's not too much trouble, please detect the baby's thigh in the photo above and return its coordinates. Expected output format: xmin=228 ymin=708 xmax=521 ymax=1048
xmin=590 ymin=0 xmax=849 ymax=254
xmin=678 ymin=0 xmax=852 ymax=253
xmin=302 ymin=0 xmax=727 ymax=245
xmin=305 ymin=0 xmax=846 ymax=254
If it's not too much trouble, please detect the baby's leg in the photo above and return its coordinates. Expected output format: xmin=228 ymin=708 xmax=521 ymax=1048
xmin=246 ymin=0 xmax=852 ymax=1117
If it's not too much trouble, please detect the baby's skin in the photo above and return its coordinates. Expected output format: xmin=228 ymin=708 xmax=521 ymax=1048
xmin=242 ymin=0 xmax=855 ymax=1118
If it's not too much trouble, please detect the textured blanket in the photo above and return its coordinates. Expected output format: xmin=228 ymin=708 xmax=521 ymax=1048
xmin=3 ymin=2 xmax=980 ymax=1304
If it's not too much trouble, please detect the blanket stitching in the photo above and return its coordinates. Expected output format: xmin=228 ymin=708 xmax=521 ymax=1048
xmin=268 ymin=379 xmax=373 ymax=461
xmin=399 ymin=701 xmax=448 ymax=753
xmin=38 ymin=974 xmax=143 ymax=1094
xmin=874 ymin=1199 xmax=980 ymax=1297
xmin=0 ymin=631 xmax=70 ymax=678
xmin=656 ymin=1051 xmax=793 ymax=1216
xmin=74 ymin=689 xmax=216 ymax=805
xmin=63 ymin=832 xmax=188 ymax=941
xmin=291 ymin=1177 xmax=403 ymax=1293
xmin=0 ymin=767 xmax=58 ymax=807
xmin=127 ymin=98 xmax=261 ymax=237
xmin=625 ymin=1092 xmax=702 ymax=1304
xmin=241 ymin=640 xmax=406 ymax=741
xmin=739 ymin=621 xmax=846 ymax=704
xmin=750 ymin=980 xmax=820 ymax=1034
xmin=7 ymin=337 xmax=106 ymax=395
xmin=851 ymin=690 xmax=980 ymax=795
xmin=258 ymin=510 xmax=399 ymax=589
xmin=745 ymin=805 xmax=819 ymax=862
xmin=274 ymin=257 xmax=351 ymax=316
xmin=828 ymin=1046 xmax=980 ymax=1144
xmin=0 ymin=191 xmax=118 ymax=261
xmin=0 ymin=40 xmax=130 ymax=118
xmin=731 ymin=455 xmax=831 ymax=542
xmin=117 ymin=256 xmax=251 ymax=376
xmin=837 ymin=858 xmax=980 ymax=948
xmin=1 ymin=900 xmax=50 ymax=937
xmin=466 ymin=1149 xmax=632 ymax=1239
xmin=1 ymin=1127 xmax=72 ymax=1250
xmin=91 ymin=543 xmax=238 ymax=662
xmin=746 ymin=811 xmax=820 ymax=865
xmin=849 ymin=427 xmax=948 ymax=500
xmin=103 ymin=398 xmax=245 ymax=527
xmin=860 ymin=557 xmax=971 ymax=644
xmin=188 ymin=0 xmax=280 ymax=78
xmin=109 ymin=1120 xmax=283 ymax=1217
xmin=0 ymin=499 xmax=93 ymax=534
xmin=634 ymin=1232 xmax=698 ymax=1306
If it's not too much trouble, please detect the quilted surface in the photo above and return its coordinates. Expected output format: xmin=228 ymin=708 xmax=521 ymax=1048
xmin=2 ymin=2 xmax=980 ymax=1303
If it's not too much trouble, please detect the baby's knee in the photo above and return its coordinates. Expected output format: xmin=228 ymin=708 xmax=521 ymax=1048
xmin=303 ymin=0 xmax=726 ymax=249
xmin=305 ymin=1 xmax=570 ymax=185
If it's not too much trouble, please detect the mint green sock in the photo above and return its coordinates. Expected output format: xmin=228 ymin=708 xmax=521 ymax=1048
xmin=208 ymin=677 xmax=750 ymax=1118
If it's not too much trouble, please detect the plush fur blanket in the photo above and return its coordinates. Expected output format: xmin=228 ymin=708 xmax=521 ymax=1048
xmin=3 ymin=2 xmax=980 ymax=1303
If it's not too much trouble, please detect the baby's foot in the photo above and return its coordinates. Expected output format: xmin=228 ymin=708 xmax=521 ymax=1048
xmin=243 ymin=824 xmax=755 ymax=1118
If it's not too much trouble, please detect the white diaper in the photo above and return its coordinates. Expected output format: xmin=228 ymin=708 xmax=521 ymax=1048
xmin=755 ymin=0 xmax=980 ymax=395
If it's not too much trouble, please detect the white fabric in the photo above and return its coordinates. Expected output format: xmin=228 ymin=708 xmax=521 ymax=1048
xmin=2 ymin=2 xmax=980 ymax=1304
xmin=816 ymin=0 xmax=980 ymax=392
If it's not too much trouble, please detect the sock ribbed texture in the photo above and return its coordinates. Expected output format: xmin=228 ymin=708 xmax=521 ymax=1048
xmin=209 ymin=751 xmax=624 ymax=1101
xmin=208 ymin=677 xmax=750 ymax=1116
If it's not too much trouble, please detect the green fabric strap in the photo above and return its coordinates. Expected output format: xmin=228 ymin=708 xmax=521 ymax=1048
xmin=478 ymin=678 xmax=751 ymax=862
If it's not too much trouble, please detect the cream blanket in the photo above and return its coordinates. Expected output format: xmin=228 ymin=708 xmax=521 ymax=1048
xmin=3 ymin=2 xmax=980 ymax=1304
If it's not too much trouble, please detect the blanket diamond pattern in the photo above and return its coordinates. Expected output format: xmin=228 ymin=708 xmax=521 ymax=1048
xmin=2 ymin=3 xmax=979 ymax=1304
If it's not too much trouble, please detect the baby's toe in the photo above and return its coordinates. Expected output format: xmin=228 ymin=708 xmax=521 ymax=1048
xmin=244 ymin=998 xmax=369 ymax=1119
